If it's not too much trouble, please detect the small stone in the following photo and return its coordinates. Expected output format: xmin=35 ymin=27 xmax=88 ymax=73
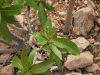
xmin=97 ymin=62 xmax=100 ymax=67
xmin=85 ymin=64 xmax=99 ymax=72
xmin=35 ymin=60 xmax=43 ymax=64
xmin=64 ymin=51 xmax=93 ymax=70
xmin=0 ymin=53 xmax=10 ymax=63
xmin=1 ymin=64 xmax=14 ymax=75
xmin=84 ymin=0 xmax=88 ymax=5
xmin=65 ymin=73 xmax=93 ymax=75
xmin=94 ymin=42 xmax=100 ymax=45
xmin=88 ymin=39 xmax=95 ymax=43
xmin=15 ymin=15 xmax=24 ymax=25
xmin=95 ymin=11 xmax=99 ymax=17
xmin=95 ymin=57 xmax=100 ymax=60
xmin=50 ymin=66 xmax=58 ymax=72
xmin=59 ymin=12 xmax=67 ymax=17
xmin=57 ymin=36 xmax=63 ymax=38
xmin=71 ymin=37 xmax=90 ymax=52
xmin=94 ymin=27 xmax=100 ymax=32
xmin=98 ymin=68 xmax=100 ymax=71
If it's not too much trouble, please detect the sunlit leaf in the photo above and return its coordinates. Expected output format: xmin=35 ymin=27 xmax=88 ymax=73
xmin=21 ymin=49 xmax=30 ymax=70
xmin=30 ymin=60 xmax=54 ymax=74
xmin=53 ymin=38 xmax=80 ymax=55
xmin=12 ymin=56 xmax=24 ymax=70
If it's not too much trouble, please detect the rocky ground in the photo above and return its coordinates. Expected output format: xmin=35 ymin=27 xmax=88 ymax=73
xmin=0 ymin=0 xmax=100 ymax=75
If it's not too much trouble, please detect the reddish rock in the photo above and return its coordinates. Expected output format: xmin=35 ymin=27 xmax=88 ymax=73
xmin=64 ymin=51 xmax=93 ymax=70
xmin=1 ymin=64 xmax=14 ymax=75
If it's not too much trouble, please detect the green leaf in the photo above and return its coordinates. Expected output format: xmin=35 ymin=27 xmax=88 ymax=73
xmin=28 ymin=49 xmax=36 ymax=66
xmin=14 ymin=0 xmax=24 ymax=5
xmin=0 ymin=5 xmax=25 ymax=16
xmin=0 ymin=0 xmax=3 ymax=6
xmin=8 ymin=0 xmax=13 ymax=4
xmin=1 ymin=2 xmax=11 ymax=8
xmin=51 ymin=45 xmax=62 ymax=60
xmin=53 ymin=38 xmax=80 ymax=55
xmin=26 ymin=71 xmax=32 ymax=75
xmin=30 ymin=60 xmax=54 ymax=74
xmin=49 ymin=27 xmax=57 ymax=39
xmin=0 ymin=12 xmax=1 ymax=23
xmin=30 ymin=33 xmax=48 ymax=45
xmin=12 ymin=56 xmax=24 ymax=70
xmin=42 ymin=45 xmax=52 ymax=52
xmin=34 ymin=71 xmax=52 ymax=75
xmin=25 ymin=0 xmax=38 ymax=10
xmin=59 ymin=48 xmax=68 ymax=54
xmin=38 ymin=2 xmax=47 ymax=28
xmin=17 ymin=70 xmax=26 ymax=75
xmin=50 ymin=52 xmax=55 ymax=60
xmin=98 ymin=14 xmax=100 ymax=17
xmin=45 ymin=18 xmax=52 ymax=39
xmin=2 ymin=14 xmax=18 ymax=24
xmin=41 ymin=2 xmax=55 ymax=12
xmin=55 ymin=56 xmax=62 ymax=70
xmin=0 ymin=17 xmax=12 ymax=44
xmin=21 ymin=49 xmax=30 ymax=70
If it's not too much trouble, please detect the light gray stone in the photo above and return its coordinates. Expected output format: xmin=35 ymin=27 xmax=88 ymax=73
xmin=65 ymin=73 xmax=93 ymax=75
xmin=85 ymin=64 xmax=99 ymax=72
xmin=15 ymin=15 xmax=24 ymax=25
xmin=71 ymin=37 xmax=90 ymax=52
xmin=73 ymin=6 xmax=95 ymax=36
xmin=64 ymin=51 xmax=93 ymax=70
xmin=59 ymin=12 xmax=67 ymax=17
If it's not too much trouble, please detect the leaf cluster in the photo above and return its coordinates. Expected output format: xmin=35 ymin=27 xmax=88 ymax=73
xmin=0 ymin=0 xmax=80 ymax=74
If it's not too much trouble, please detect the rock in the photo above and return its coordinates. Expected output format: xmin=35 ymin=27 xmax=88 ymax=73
xmin=98 ymin=68 xmax=100 ymax=71
xmin=89 ymin=1 xmax=95 ymax=9
xmin=71 ymin=37 xmax=90 ymax=52
xmin=50 ymin=66 xmax=58 ymax=72
xmin=95 ymin=18 xmax=100 ymax=26
xmin=84 ymin=0 xmax=88 ymax=5
xmin=94 ymin=27 xmax=100 ymax=32
xmin=65 ymin=73 xmax=93 ymax=75
xmin=59 ymin=12 xmax=67 ymax=17
xmin=88 ymin=39 xmax=95 ymax=43
xmin=64 ymin=51 xmax=93 ymax=70
xmin=73 ymin=6 xmax=96 ymax=36
xmin=85 ymin=64 xmax=99 ymax=72
xmin=0 ymin=53 xmax=10 ymax=63
xmin=1 ymin=64 xmax=14 ymax=75
xmin=94 ymin=42 xmax=100 ymax=45
xmin=57 ymin=36 xmax=63 ymax=38
xmin=95 ymin=11 xmax=98 ymax=17
xmin=35 ymin=60 xmax=43 ymax=64
xmin=97 ymin=62 xmax=100 ymax=67
xmin=95 ymin=57 xmax=100 ymax=60
xmin=15 ymin=15 xmax=24 ymax=25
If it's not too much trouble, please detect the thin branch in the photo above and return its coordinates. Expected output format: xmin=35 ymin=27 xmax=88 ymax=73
xmin=26 ymin=6 xmax=33 ymax=33
xmin=30 ymin=17 xmax=39 ymax=26
xmin=10 ymin=31 xmax=25 ymax=43
xmin=0 ymin=39 xmax=13 ymax=48
xmin=8 ymin=24 xmax=28 ymax=33
xmin=0 ymin=43 xmax=25 ymax=53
